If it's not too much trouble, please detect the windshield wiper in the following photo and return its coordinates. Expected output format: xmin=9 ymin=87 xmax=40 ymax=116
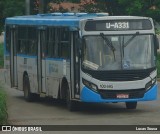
xmin=100 ymin=33 xmax=116 ymax=52
xmin=100 ymin=33 xmax=116 ymax=61
xmin=123 ymin=32 xmax=139 ymax=48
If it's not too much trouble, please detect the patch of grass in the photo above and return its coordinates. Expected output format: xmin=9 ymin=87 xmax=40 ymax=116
xmin=0 ymin=43 xmax=4 ymax=68
xmin=0 ymin=85 xmax=8 ymax=125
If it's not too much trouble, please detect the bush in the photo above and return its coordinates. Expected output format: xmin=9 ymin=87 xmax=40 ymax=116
xmin=0 ymin=85 xmax=8 ymax=125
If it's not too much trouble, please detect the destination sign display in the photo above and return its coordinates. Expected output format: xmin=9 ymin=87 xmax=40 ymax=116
xmin=85 ymin=19 xmax=152 ymax=31
xmin=106 ymin=22 xmax=129 ymax=29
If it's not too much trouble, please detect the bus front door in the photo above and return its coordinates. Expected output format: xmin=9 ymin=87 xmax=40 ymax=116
xmin=37 ymin=29 xmax=46 ymax=96
xmin=71 ymin=32 xmax=80 ymax=99
xmin=10 ymin=26 xmax=18 ymax=87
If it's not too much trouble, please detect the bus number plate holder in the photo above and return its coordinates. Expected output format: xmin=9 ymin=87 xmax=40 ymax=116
xmin=116 ymin=94 xmax=129 ymax=99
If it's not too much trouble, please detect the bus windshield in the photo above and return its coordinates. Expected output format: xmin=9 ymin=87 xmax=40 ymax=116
xmin=82 ymin=34 xmax=155 ymax=71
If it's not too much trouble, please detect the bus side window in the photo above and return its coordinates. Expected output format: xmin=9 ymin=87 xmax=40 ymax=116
xmin=58 ymin=28 xmax=70 ymax=59
xmin=46 ymin=28 xmax=56 ymax=58
xmin=28 ymin=40 xmax=37 ymax=55
xmin=20 ymin=40 xmax=27 ymax=54
xmin=17 ymin=27 xmax=28 ymax=54
xmin=5 ymin=26 xmax=11 ymax=53
xmin=28 ymin=27 xmax=37 ymax=56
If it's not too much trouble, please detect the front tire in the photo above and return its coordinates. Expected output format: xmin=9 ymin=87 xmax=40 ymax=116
xmin=23 ymin=75 xmax=34 ymax=102
xmin=66 ymin=89 xmax=78 ymax=111
xmin=126 ymin=102 xmax=137 ymax=109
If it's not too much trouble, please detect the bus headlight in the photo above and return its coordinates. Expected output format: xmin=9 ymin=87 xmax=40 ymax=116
xmin=152 ymin=77 xmax=156 ymax=84
xmin=145 ymin=77 xmax=156 ymax=91
xmin=145 ymin=81 xmax=152 ymax=91
xmin=82 ymin=78 xmax=98 ymax=92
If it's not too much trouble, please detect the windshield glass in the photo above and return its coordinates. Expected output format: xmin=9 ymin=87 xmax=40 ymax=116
xmin=82 ymin=34 xmax=155 ymax=71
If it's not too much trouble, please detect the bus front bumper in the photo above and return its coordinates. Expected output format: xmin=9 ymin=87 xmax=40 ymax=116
xmin=80 ymin=85 xmax=157 ymax=103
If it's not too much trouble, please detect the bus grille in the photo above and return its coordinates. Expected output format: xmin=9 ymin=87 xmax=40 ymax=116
xmin=93 ymin=71 xmax=148 ymax=81
xmin=99 ymin=89 xmax=146 ymax=99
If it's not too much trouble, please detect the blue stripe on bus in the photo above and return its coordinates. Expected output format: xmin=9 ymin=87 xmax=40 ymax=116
xmin=5 ymin=13 xmax=99 ymax=26
xmin=45 ymin=57 xmax=70 ymax=61
xmin=17 ymin=54 xmax=37 ymax=58
xmin=16 ymin=55 xmax=70 ymax=61
xmin=46 ymin=57 xmax=64 ymax=61
xmin=6 ymin=18 xmax=80 ymax=27
xmin=80 ymin=85 xmax=157 ymax=103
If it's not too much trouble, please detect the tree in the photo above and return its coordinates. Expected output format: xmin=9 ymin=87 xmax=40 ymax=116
xmin=2 ymin=0 xmax=25 ymax=17
xmin=80 ymin=0 xmax=106 ymax=13
xmin=0 ymin=0 xmax=5 ymax=33
xmin=116 ymin=0 xmax=160 ymax=21
xmin=1 ymin=0 xmax=160 ymax=34
xmin=0 ymin=0 xmax=25 ymax=33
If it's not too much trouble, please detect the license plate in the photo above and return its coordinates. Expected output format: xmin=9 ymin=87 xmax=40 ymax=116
xmin=116 ymin=94 xmax=129 ymax=99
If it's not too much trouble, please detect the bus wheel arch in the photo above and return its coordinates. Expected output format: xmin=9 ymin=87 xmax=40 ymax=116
xmin=23 ymin=72 xmax=34 ymax=102
xmin=60 ymin=77 xmax=69 ymax=100
xmin=61 ymin=77 xmax=78 ymax=111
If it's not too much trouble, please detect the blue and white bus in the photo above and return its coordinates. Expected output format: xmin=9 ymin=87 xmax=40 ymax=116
xmin=4 ymin=13 xmax=159 ymax=111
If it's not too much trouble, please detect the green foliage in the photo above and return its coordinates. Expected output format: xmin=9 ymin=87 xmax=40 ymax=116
xmin=2 ymin=0 xmax=25 ymax=17
xmin=0 ymin=86 xmax=8 ymax=125
xmin=155 ymin=28 xmax=160 ymax=35
xmin=69 ymin=0 xmax=80 ymax=3
xmin=0 ymin=0 xmax=25 ymax=33
xmin=0 ymin=0 xmax=160 ymax=32
xmin=0 ymin=43 xmax=4 ymax=68
xmin=80 ymin=0 xmax=106 ymax=13
xmin=116 ymin=0 xmax=160 ymax=21
xmin=50 ymin=0 xmax=64 ymax=4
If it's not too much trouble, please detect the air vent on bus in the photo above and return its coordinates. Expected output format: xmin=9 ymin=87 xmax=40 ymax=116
xmin=96 ymin=13 xmax=109 ymax=17
xmin=37 ymin=12 xmax=109 ymax=17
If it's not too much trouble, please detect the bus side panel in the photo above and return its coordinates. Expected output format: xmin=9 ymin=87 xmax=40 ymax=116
xmin=66 ymin=61 xmax=71 ymax=86
xmin=17 ymin=56 xmax=25 ymax=91
xmin=4 ymin=26 xmax=11 ymax=86
xmin=27 ymin=57 xmax=38 ymax=93
xmin=17 ymin=55 xmax=38 ymax=93
xmin=45 ymin=59 xmax=61 ymax=98
xmin=45 ymin=59 xmax=70 ymax=98
xmin=4 ymin=55 xmax=11 ymax=86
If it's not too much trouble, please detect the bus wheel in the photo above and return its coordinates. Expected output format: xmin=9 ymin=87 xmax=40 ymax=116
xmin=23 ymin=75 xmax=34 ymax=102
xmin=126 ymin=102 xmax=137 ymax=109
xmin=66 ymin=89 xmax=78 ymax=111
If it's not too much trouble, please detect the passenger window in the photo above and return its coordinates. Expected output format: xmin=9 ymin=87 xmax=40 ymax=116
xmin=28 ymin=27 xmax=37 ymax=55
xmin=46 ymin=28 xmax=56 ymax=57
xmin=5 ymin=26 xmax=11 ymax=53
xmin=58 ymin=28 xmax=70 ymax=58
xmin=17 ymin=27 xmax=28 ymax=54
xmin=17 ymin=26 xmax=37 ymax=55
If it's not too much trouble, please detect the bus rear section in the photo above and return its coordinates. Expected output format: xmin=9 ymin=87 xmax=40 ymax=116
xmin=4 ymin=13 xmax=159 ymax=111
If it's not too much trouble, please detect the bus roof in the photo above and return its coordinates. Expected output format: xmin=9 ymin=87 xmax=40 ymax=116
xmin=5 ymin=13 xmax=107 ymax=27
xmin=5 ymin=13 xmax=151 ymax=28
